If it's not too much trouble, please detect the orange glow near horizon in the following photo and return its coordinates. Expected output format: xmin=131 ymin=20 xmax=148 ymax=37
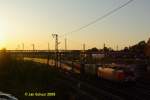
xmin=0 ymin=0 xmax=149 ymax=50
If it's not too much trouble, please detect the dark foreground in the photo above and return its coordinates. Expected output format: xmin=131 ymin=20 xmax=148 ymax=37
xmin=0 ymin=53 xmax=84 ymax=100
xmin=0 ymin=52 xmax=150 ymax=100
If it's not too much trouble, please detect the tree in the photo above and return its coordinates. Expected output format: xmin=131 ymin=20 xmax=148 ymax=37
xmin=123 ymin=47 xmax=129 ymax=52
xmin=145 ymin=38 xmax=150 ymax=57
xmin=87 ymin=47 xmax=99 ymax=52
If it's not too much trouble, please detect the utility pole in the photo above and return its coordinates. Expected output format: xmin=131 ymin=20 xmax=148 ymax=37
xmin=18 ymin=45 xmax=20 ymax=50
xmin=47 ymin=42 xmax=50 ymax=65
xmin=103 ymin=43 xmax=106 ymax=49
xmin=82 ymin=43 xmax=86 ymax=60
xmin=52 ymin=34 xmax=59 ymax=51
xmin=32 ymin=44 xmax=35 ymax=51
xmin=65 ymin=38 xmax=67 ymax=51
xmin=48 ymin=42 xmax=50 ymax=51
xmin=81 ymin=43 xmax=86 ymax=76
xmin=22 ymin=43 xmax=24 ymax=50
xmin=82 ymin=43 xmax=86 ymax=61
xmin=117 ymin=45 xmax=118 ymax=51
xmin=83 ymin=43 xmax=85 ymax=52
xmin=52 ymin=34 xmax=60 ymax=68
xmin=103 ymin=43 xmax=106 ymax=53
xmin=22 ymin=43 xmax=24 ymax=59
xmin=31 ymin=44 xmax=35 ymax=58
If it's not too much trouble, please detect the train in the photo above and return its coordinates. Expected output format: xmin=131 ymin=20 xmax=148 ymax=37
xmin=61 ymin=61 xmax=139 ymax=82
xmin=97 ymin=64 xmax=137 ymax=82
xmin=24 ymin=58 xmax=142 ymax=82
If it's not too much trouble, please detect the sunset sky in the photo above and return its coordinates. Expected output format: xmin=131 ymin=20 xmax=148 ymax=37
xmin=0 ymin=0 xmax=149 ymax=50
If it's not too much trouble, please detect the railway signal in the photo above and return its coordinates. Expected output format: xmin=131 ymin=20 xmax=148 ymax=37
xmin=52 ymin=34 xmax=60 ymax=68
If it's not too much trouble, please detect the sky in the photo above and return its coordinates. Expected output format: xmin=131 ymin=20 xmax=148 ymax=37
xmin=0 ymin=0 xmax=149 ymax=50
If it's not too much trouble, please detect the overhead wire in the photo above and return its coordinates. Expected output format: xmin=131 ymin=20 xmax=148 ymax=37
xmin=59 ymin=0 xmax=135 ymax=50
xmin=60 ymin=0 xmax=134 ymax=38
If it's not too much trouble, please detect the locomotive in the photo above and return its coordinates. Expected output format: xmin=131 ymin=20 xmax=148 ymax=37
xmin=62 ymin=61 xmax=137 ymax=82
xmin=97 ymin=64 xmax=136 ymax=82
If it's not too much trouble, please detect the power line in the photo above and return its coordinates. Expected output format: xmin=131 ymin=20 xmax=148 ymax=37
xmin=60 ymin=0 xmax=134 ymax=37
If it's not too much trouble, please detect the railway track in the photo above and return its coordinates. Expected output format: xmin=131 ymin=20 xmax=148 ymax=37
xmin=86 ymin=79 xmax=139 ymax=99
xmin=64 ymin=71 xmax=150 ymax=100
xmin=24 ymin=58 xmax=150 ymax=100
xmin=57 ymin=71 xmax=124 ymax=100
xmin=54 ymin=78 xmax=97 ymax=100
